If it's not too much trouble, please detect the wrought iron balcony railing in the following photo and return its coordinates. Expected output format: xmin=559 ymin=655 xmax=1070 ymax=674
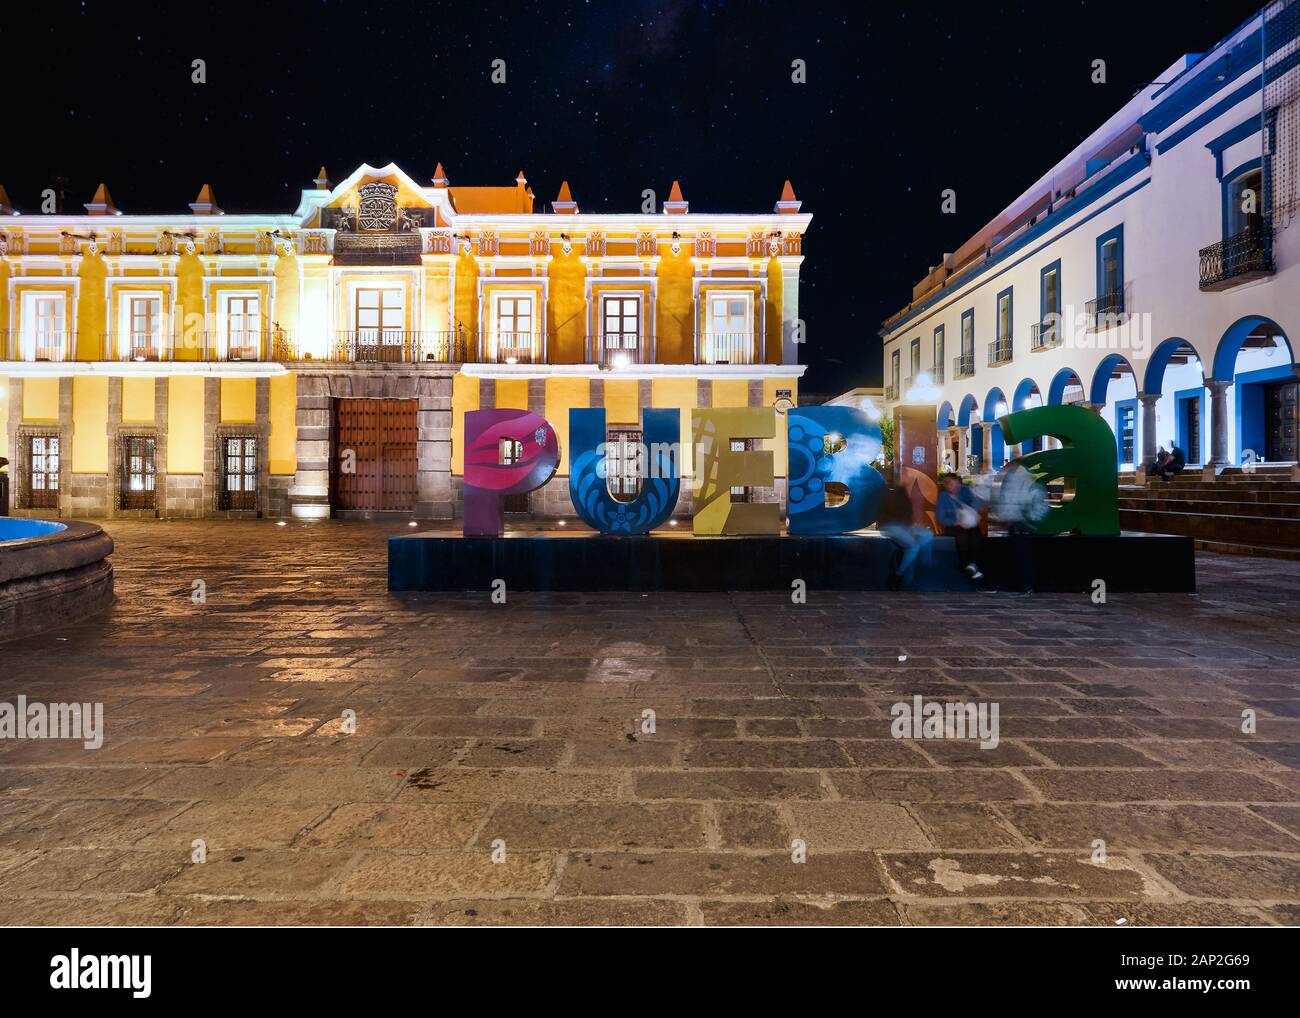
xmin=1199 ymin=223 xmax=1275 ymax=291
xmin=884 ymin=381 xmax=899 ymax=401
xmin=1086 ymin=289 xmax=1127 ymax=330
xmin=482 ymin=332 xmax=543 ymax=364
xmin=931 ymin=364 xmax=944 ymax=384
xmin=300 ymin=330 xmax=472 ymax=363
xmin=700 ymin=332 xmax=759 ymax=365
xmin=953 ymin=353 xmax=975 ymax=379
xmin=1030 ymin=319 xmax=1062 ymax=350
xmin=588 ymin=335 xmax=648 ymax=368
xmin=987 ymin=337 xmax=1013 ymax=366
xmin=1 ymin=331 xmax=74 ymax=362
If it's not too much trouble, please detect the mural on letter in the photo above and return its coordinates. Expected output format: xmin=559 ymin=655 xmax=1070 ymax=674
xmin=692 ymin=407 xmax=780 ymax=535
xmin=569 ymin=407 xmax=680 ymax=534
xmin=463 ymin=409 xmax=559 ymax=536
xmin=998 ymin=403 xmax=1119 ymax=535
xmin=786 ymin=406 xmax=885 ymax=534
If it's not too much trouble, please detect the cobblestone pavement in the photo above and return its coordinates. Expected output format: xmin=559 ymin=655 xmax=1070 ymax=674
xmin=1 ymin=519 xmax=1298 ymax=926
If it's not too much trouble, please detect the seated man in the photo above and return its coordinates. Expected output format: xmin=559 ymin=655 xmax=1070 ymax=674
xmin=936 ymin=472 xmax=984 ymax=581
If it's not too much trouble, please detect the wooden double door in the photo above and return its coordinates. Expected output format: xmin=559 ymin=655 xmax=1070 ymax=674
xmin=1266 ymin=381 xmax=1298 ymax=463
xmin=332 ymin=398 xmax=417 ymax=512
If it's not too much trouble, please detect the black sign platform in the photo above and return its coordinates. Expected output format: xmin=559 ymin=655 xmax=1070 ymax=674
xmin=388 ymin=531 xmax=1195 ymax=593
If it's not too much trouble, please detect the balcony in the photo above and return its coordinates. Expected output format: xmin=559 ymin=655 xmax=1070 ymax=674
xmin=953 ymin=353 xmax=975 ymax=379
xmin=931 ymin=364 xmax=944 ymax=384
xmin=1030 ymin=319 xmax=1062 ymax=351
xmin=987 ymin=336 xmax=1013 ymax=366
xmin=700 ymin=332 xmax=759 ymax=365
xmin=1200 ymin=223 xmax=1275 ymax=291
xmin=1 ymin=331 xmax=74 ymax=362
xmin=884 ymin=381 xmax=899 ymax=401
xmin=1085 ymin=289 xmax=1127 ymax=330
xmin=296 ymin=331 xmax=471 ymax=363
xmin=482 ymin=332 xmax=543 ymax=365
xmin=589 ymin=336 xmax=648 ymax=368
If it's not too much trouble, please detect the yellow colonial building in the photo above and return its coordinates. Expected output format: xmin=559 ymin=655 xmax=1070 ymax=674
xmin=0 ymin=162 xmax=810 ymax=521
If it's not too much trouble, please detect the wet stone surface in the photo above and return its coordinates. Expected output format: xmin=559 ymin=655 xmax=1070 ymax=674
xmin=0 ymin=519 xmax=1297 ymax=926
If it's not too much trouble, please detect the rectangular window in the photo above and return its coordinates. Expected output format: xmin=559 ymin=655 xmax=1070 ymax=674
xmin=32 ymin=296 xmax=66 ymax=361
xmin=129 ymin=297 xmax=162 ymax=360
xmin=996 ymin=289 xmax=1012 ymax=344
xmin=706 ymin=295 xmax=752 ymax=363
xmin=494 ymin=295 xmax=535 ymax=362
xmin=1095 ymin=225 xmax=1124 ymax=318
xmin=499 ymin=437 xmax=530 ymax=512
xmin=28 ymin=435 xmax=60 ymax=509
xmin=1225 ymin=165 xmax=1264 ymax=238
xmin=933 ymin=325 xmax=944 ymax=380
xmin=730 ymin=438 xmax=750 ymax=502
xmin=606 ymin=430 xmax=643 ymax=499
xmin=961 ymin=310 xmax=974 ymax=358
xmin=356 ymin=288 xmax=404 ymax=340
xmin=222 ymin=436 xmax=258 ymax=510
xmin=120 ymin=435 xmax=156 ymax=510
xmin=890 ymin=349 xmax=900 ymax=395
xmin=226 ymin=296 xmax=261 ymax=359
xmin=909 ymin=338 xmax=921 ymax=379
xmin=601 ymin=296 xmax=641 ymax=361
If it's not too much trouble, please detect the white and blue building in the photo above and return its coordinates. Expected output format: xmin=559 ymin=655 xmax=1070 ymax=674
xmin=881 ymin=1 xmax=1300 ymax=477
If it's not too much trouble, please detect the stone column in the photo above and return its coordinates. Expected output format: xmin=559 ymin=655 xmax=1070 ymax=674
xmin=1138 ymin=392 xmax=1160 ymax=477
xmin=1208 ymin=380 xmax=1231 ymax=470
xmin=290 ymin=373 xmax=332 ymax=519
xmin=415 ymin=374 xmax=452 ymax=519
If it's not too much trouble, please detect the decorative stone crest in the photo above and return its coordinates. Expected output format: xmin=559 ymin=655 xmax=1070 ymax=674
xmin=204 ymin=231 xmax=221 ymax=255
xmin=531 ymin=230 xmax=548 ymax=255
xmin=637 ymin=230 xmax=655 ymax=256
xmin=587 ymin=231 xmax=605 ymax=257
xmin=357 ymin=182 xmax=399 ymax=232
xmin=697 ymin=231 xmax=714 ymax=257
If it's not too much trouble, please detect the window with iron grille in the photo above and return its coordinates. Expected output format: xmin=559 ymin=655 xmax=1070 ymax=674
xmin=221 ymin=436 xmax=258 ymax=510
xmin=27 ymin=435 xmax=60 ymax=509
xmin=730 ymin=438 xmax=751 ymax=503
xmin=606 ymin=430 xmax=643 ymax=500
xmin=120 ymin=435 xmax=156 ymax=510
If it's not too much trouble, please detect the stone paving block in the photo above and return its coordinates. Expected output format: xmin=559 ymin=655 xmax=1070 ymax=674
xmin=161 ymin=849 xmax=355 ymax=895
xmin=713 ymin=803 xmax=789 ymax=848
xmin=701 ymin=898 xmax=903 ymax=926
xmin=828 ymin=770 xmax=1032 ymax=802
xmin=561 ymin=850 xmax=887 ymax=896
xmin=338 ymin=850 xmax=556 ymax=897
xmin=789 ymin=802 xmax=932 ymax=850
xmin=1000 ymin=804 xmax=1300 ymax=852
xmin=1142 ymin=853 xmax=1300 ymax=901
xmin=420 ymin=897 xmax=690 ymax=926
xmin=476 ymin=803 xmax=705 ymax=850
xmin=297 ymin=803 xmax=489 ymax=851
xmin=882 ymin=852 xmax=1153 ymax=899
xmin=635 ymin=770 xmax=824 ymax=801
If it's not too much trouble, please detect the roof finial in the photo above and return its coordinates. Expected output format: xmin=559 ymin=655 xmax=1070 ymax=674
xmin=314 ymin=167 xmax=330 ymax=190
xmin=190 ymin=183 xmax=222 ymax=215
xmin=664 ymin=180 xmax=688 ymax=214
xmin=432 ymin=162 xmax=449 ymax=188
xmin=552 ymin=180 xmax=578 ymax=214
xmin=775 ymin=179 xmax=801 ymax=214
xmin=85 ymin=182 xmax=118 ymax=215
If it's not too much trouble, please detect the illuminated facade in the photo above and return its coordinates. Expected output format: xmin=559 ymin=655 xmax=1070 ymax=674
xmin=880 ymin=3 xmax=1299 ymax=477
xmin=0 ymin=163 xmax=809 ymax=520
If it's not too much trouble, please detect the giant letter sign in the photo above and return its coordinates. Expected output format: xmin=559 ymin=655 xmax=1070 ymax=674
xmin=692 ymin=407 xmax=780 ymax=535
xmin=463 ymin=409 xmax=559 ymax=536
xmin=787 ymin=406 xmax=886 ymax=534
xmin=998 ymin=403 xmax=1120 ymax=535
xmin=569 ymin=407 xmax=681 ymax=534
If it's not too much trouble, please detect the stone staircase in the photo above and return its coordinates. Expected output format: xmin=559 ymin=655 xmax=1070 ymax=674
xmin=1118 ymin=465 xmax=1300 ymax=559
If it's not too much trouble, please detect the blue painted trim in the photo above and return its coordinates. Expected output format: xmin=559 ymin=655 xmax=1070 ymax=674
xmin=1048 ymin=367 xmax=1081 ymax=406
xmin=1039 ymin=258 xmax=1061 ymax=324
xmin=882 ymin=160 xmax=1151 ymax=336
xmin=1208 ymin=117 xmax=1263 ymax=181
xmin=957 ymin=393 xmax=979 ymax=429
xmin=1142 ymin=27 xmax=1263 ymax=134
xmin=1154 ymin=75 xmax=1262 ymax=156
xmin=995 ymin=286 xmax=1013 ymax=346
xmin=960 ymin=308 xmax=974 ymax=360
xmin=1095 ymin=224 xmax=1124 ymax=304
xmin=982 ymin=386 xmax=1006 ymax=423
xmin=1174 ymin=386 xmax=1207 ymax=465
xmin=1143 ymin=337 xmax=1199 ymax=395
xmin=1090 ymin=353 xmax=1134 ymax=407
xmin=932 ymin=324 xmax=944 ymax=375
xmin=1234 ymin=363 xmax=1294 ymax=463
xmin=1220 ymin=157 xmax=1263 ymax=240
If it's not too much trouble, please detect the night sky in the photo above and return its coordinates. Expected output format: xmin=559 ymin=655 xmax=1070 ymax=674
xmin=6 ymin=0 xmax=1264 ymax=393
